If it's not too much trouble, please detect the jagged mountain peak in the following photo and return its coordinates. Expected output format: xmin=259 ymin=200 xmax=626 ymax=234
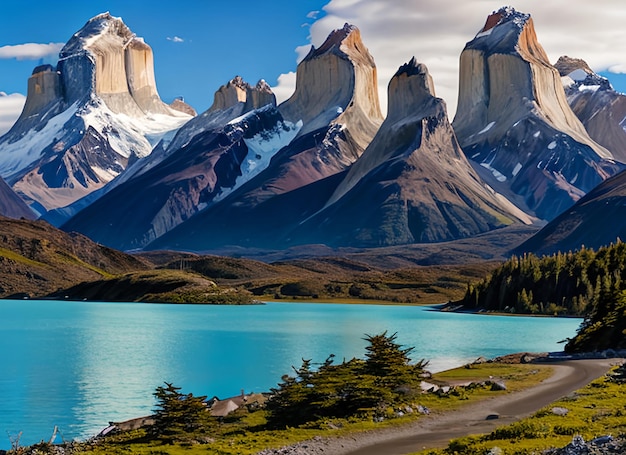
xmin=453 ymin=7 xmax=619 ymax=221
xmin=387 ymin=58 xmax=438 ymax=120
xmin=60 ymin=12 xmax=135 ymax=60
xmin=479 ymin=6 xmax=530 ymax=34
xmin=555 ymin=56 xmax=594 ymax=76
xmin=305 ymin=23 xmax=370 ymax=63
xmin=468 ymin=5 xmax=549 ymax=66
xmin=0 ymin=12 xmax=191 ymax=214
xmin=555 ymin=56 xmax=612 ymax=91
xmin=279 ymin=22 xmax=382 ymax=144
xmin=209 ymin=76 xmax=276 ymax=113
xmin=555 ymin=56 xmax=626 ymax=163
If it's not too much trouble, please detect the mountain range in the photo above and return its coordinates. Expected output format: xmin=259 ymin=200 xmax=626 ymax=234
xmin=1 ymin=7 xmax=626 ymax=257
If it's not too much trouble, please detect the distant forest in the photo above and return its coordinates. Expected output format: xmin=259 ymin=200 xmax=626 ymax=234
xmin=459 ymin=241 xmax=626 ymax=352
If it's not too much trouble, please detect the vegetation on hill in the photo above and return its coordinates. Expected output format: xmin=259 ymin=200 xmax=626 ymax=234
xmin=44 ymin=270 xmax=256 ymax=304
xmin=458 ymin=241 xmax=626 ymax=352
xmin=0 ymin=216 xmax=148 ymax=298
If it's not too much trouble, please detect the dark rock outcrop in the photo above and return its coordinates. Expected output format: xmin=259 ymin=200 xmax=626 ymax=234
xmin=0 ymin=176 xmax=35 ymax=220
xmin=453 ymin=7 xmax=621 ymax=221
xmin=556 ymin=56 xmax=626 ymax=163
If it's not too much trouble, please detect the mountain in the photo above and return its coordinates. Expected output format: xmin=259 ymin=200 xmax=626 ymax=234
xmin=0 ymin=176 xmax=35 ymax=220
xmin=0 ymin=13 xmax=192 ymax=215
xmin=555 ymin=56 xmax=626 ymax=163
xmin=146 ymin=23 xmax=384 ymax=251
xmin=288 ymin=58 xmax=531 ymax=247
xmin=514 ymin=170 xmax=626 ymax=256
xmin=0 ymin=216 xmax=147 ymax=298
xmin=452 ymin=7 xmax=622 ymax=221
xmin=62 ymin=77 xmax=300 ymax=251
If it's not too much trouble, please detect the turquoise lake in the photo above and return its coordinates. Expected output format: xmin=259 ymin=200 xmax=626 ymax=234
xmin=0 ymin=300 xmax=582 ymax=449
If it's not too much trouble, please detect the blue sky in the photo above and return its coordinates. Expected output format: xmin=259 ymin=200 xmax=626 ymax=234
xmin=2 ymin=0 xmax=626 ymax=134
xmin=0 ymin=0 xmax=327 ymax=111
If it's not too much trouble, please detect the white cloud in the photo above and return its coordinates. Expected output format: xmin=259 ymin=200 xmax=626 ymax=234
xmin=272 ymin=71 xmax=297 ymax=104
xmin=0 ymin=93 xmax=26 ymax=136
xmin=274 ymin=0 xmax=626 ymax=117
xmin=167 ymin=36 xmax=184 ymax=43
xmin=0 ymin=42 xmax=63 ymax=60
xmin=307 ymin=10 xmax=321 ymax=19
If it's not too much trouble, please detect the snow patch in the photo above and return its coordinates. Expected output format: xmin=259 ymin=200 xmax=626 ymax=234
xmin=0 ymin=102 xmax=79 ymax=178
xmin=579 ymin=85 xmax=601 ymax=92
xmin=478 ymin=121 xmax=496 ymax=135
xmin=560 ymin=75 xmax=575 ymax=88
xmin=480 ymin=162 xmax=507 ymax=182
xmin=512 ymin=162 xmax=522 ymax=177
xmin=533 ymin=131 xmax=540 ymax=138
xmin=548 ymin=141 xmax=557 ymax=150
xmin=214 ymin=119 xmax=302 ymax=202
xmin=475 ymin=28 xmax=493 ymax=38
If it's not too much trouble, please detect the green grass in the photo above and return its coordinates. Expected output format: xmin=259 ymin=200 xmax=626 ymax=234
xmin=55 ymin=250 xmax=114 ymax=278
xmin=63 ymin=364 xmax=555 ymax=455
xmin=0 ymin=247 xmax=49 ymax=269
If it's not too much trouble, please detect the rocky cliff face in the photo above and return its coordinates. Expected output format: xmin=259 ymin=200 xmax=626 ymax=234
xmin=453 ymin=7 xmax=621 ymax=221
xmin=0 ymin=13 xmax=191 ymax=214
xmin=146 ymin=24 xmax=384 ymax=251
xmin=555 ymin=56 xmax=626 ymax=164
xmin=515 ymin=170 xmax=626 ymax=256
xmin=62 ymin=77 xmax=299 ymax=250
xmin=0 ymin=177 xmax=35 ymax=220
xmin=290 ymin=59 xmax=530 ymax=247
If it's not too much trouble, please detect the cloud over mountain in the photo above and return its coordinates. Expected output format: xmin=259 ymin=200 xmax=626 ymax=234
xmin=0 ymin=42 xmax=64 ymax=60
xmin=274 ymin=0 xmax=626 ymax=115
xmin=0 ymin=92 xmax=25 ymax=136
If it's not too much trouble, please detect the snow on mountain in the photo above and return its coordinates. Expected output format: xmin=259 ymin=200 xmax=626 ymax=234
xmin=453 ymin=7 xmax=622 ymax=222
xmin=0 ymin=13 xmax=192 ymax=214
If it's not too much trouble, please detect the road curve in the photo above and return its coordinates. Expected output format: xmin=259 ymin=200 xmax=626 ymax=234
xmin=336 ymin=359 xmax=619 ymax=455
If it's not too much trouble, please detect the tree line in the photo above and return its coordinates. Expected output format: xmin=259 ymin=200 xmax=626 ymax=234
xmin=459 ymin=241 xmax=626 ymax=352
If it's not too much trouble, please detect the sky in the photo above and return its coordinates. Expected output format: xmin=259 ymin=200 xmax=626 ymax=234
xmin=1 ymin=0 xmax=626 ymax=136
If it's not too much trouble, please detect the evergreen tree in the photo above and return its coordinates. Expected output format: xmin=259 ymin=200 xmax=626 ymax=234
xmin=150 ymin=382 xmax=212 ymax=443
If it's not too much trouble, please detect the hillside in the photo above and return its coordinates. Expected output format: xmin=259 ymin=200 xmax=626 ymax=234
xmin=0 ymin=216 xmax=148 ymax=298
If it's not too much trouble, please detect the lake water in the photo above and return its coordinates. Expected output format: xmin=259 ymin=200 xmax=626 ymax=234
xmin=0 ymin=300 xmax=581 ymax=449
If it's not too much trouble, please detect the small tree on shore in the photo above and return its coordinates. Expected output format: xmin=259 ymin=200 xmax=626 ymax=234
xmin=150 ymin=382 xmax=212 ymax=443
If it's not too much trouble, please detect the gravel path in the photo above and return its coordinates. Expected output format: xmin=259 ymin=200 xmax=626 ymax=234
xmin=257 ymin=358 xmax=620 ymax=455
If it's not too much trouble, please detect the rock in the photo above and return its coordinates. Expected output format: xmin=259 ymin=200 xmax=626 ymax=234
xmin=0 ymin=13 xmax=192 ymax=214
xmin=555 ymin=56 xmax=626 ymax=164
xmin=490 ymin=381 xmax=507 ymax=391
xmin=146 ymin=23 xmax=384 ymax=252
xmin=289 ymin=58 xmax=528 ymax=247
xmin=551 ymin=407 xmax=569 ymax=416
xmin=453 ymin=7 xmax=621 ymax=222
xmin=486 ymin=413 xmax=500 ymax=420
xmin=169 ymin=97 xmax=197 ymax=116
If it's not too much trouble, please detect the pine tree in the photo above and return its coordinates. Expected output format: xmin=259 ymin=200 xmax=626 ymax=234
xmin=150 ymin=382 xmax=211 ymax=443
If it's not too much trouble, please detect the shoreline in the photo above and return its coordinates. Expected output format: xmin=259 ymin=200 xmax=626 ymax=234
xmin=258 ymin=357 xmax=622 ymax=455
